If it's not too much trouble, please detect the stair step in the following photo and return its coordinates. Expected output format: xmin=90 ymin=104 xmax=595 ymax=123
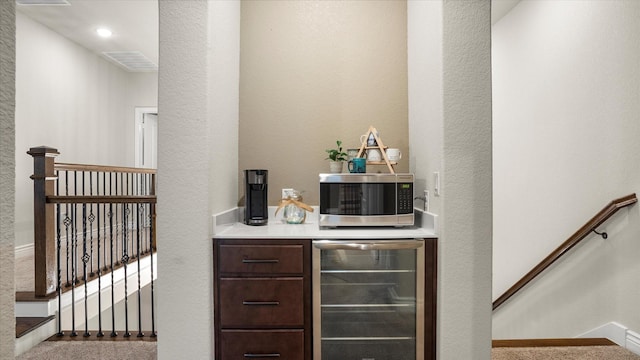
xmin=16 ymin=291 xmax=57 ymax=302
xmin=48 ymin=333 xmax=158 ymax=341
xmin=16 ymin=316 xmax=55 ymax=338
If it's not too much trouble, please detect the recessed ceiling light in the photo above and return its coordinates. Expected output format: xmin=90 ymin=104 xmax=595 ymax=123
xmin=96 ymin=28 xmax=112 ymax=38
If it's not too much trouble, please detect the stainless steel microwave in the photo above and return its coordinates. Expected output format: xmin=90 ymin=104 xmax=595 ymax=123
xmin=319 ymin=173 xmax=414 ymax=227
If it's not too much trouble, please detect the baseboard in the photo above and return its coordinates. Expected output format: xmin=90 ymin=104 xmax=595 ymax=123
xmin=627 ymin=330 xmax=640 ymax=355
xmin=579 ymin=321 xmax=640 ymax=355
xmin=492 ymin=338 xmax=615 ymax=347
xmin=15 ymin=244 xmax=34 ymax=259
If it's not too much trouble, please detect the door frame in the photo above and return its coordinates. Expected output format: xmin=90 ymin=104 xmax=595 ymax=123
xmin=134 ymin=107 xmax=158 ymax=168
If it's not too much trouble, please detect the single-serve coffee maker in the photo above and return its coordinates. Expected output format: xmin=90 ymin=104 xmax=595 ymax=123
xmin=244 ymin=169 xmax=268 ymax=226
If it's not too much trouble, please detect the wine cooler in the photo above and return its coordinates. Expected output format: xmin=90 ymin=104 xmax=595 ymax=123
xmin=312 ymin=239 xmax=426 ymax=360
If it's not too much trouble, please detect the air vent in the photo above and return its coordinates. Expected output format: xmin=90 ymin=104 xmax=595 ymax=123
xmin=102 ymin=51 xmax=158 ymax=72
xmin=16 ymin=0 xmax=70 ymax=5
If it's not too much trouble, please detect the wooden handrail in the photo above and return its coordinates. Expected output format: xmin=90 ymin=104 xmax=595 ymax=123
xmin=493 ymin=193 xmax=637 ymax=311
xmin=46 ymin=195 xmax=157 ymax=204
xmin=55 ymin=162 xmax=157 ymax=174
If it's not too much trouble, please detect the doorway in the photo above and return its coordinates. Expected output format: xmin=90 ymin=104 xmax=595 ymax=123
xmin=134 ymin=107 xmax=158 ymax=169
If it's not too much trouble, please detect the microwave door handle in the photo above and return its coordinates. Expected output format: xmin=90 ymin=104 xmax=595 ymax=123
xmin=313 ymin=240 xmax=423 ymax=251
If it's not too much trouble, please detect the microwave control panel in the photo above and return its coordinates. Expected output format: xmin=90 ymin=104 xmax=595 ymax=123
xmin=397 ymin=182 xmax=414 ymax=214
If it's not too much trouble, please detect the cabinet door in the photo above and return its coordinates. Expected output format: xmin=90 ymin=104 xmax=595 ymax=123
xmin=219 ymin=278 xmax=304 ymax=327
xmin=220 ymin=330 xmax=304 ymax=360
xmin=218 ymin=245 xmax=304 ymax=275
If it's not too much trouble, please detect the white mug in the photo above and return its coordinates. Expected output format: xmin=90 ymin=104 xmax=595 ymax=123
xmin=367 ymin=149 xmax=382 ymax=161
xmin=386 ymin=148 xmax=402 ymax=161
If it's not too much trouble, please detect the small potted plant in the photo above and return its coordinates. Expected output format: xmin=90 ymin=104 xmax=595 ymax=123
xmin=325 ymin=140 xmax=348 ymax=173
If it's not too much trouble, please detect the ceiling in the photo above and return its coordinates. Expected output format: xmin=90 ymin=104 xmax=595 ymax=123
xmin=15 ymin=0 xmax=518 ymax=72
xmin=16 ymin=0 xmax=158 ymax=72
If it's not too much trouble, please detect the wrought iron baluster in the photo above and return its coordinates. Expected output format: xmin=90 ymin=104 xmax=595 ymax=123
xmin=89 ymin=172 xmax=95 ymax=277
xmin=102 ymin=172 xmax=108 ymax=272
xmin=96 ymin=197 xmax=104 ymax=337
xmin=143 ymin=174 xmax=148 ymax=254
xmin=150 ymin=202 xmax=157 ymax=338
xmin=65 ymin=171 xmax=71 ymax=287
xmin=70 ymin=202 xmax=77 ymax=337
xmin=122 ymin=203 xmax=131 ymax=338
xmin=73 ymin=171 xmax=80 ymax=285
xmin=128 ymin=173 xmax=133 ymax=259
xmin=55 ymin=177 xmax=64 ymax=337
xmin=136 ymin=202 xmax=144 ymax=337
xmin=131 ymin=173 xmax=137 ymax=260
xmin=109 ymin=175 xmax=117 ymax=338
xmin=82 ymin=200 xmax=90 ymax=337
xmin=115 ymin=173 xmax=121 ymax=266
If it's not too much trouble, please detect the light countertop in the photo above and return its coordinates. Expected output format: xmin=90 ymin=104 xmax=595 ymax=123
xmin=212 ymin=207 xmax=437 ymax=239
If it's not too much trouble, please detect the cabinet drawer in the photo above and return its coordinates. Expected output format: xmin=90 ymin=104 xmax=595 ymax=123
xmin=220 ymin=330 xmax=304 ymax=359
xmin=218 ymin=245 xmax=303 ymax=275
xmin=219 ymin=278 xmax=303 ymax=327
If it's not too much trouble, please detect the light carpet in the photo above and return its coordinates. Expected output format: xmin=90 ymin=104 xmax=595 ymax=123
xmin=17 ymin=341 xmax=156 ymax=360
xmin=492 ymin=345 xmax=640 ymax=360
xmin=18 ymin=339 xmax=640 ymax=359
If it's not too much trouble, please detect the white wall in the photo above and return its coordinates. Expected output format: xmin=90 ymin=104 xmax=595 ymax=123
xmin=239 ymin=0 xmax=408 ymax=206
xmin=157 ymin=1 xmax=240 ymax=358
xmin=408 ymin=0 xmax=443 ymax=214
xmin=493 ymin=0 xmax=640 ymax=338
xmin=14 ymin=12 xmax=157 ymax=247
xmin=209 ymin=1 xmax=240 ymax=215
xmin=0 ymin=1 xmax=16 ymax=356
xmin=409 ymin=0 xmax=492 ymax=358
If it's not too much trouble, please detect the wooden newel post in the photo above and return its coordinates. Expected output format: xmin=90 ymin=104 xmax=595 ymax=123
xmin=28 ymin=146 xmax=59 ymax=297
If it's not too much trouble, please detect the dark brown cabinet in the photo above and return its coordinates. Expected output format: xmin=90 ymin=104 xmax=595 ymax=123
xmin=214 ymin=239 xmax=311 ymax=360
xmin=214 ymin=237 xmax=436 ymax=359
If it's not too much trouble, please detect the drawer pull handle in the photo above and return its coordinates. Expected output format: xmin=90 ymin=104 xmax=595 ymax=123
xmin=242 ymin=301 xmax=280 ymax=306
xmin=243 ymin=353 xmax=281 ymax=358
xmin=242 ymin=259 xmax=279 ymax=264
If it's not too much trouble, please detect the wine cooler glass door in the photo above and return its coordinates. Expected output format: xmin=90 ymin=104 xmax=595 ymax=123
xmin=312 ymin=239 xmax=425 ymax=360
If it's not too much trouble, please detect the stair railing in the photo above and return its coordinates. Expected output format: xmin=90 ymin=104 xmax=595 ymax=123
xmin=493 ymin=193 xmax=637 ymax=311
xmin=28 ymin=146 xmax=157 ymax=338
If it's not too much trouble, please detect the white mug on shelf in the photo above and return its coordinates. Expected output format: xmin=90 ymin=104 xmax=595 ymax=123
xmin=386 ymin=148 xmax=402 ymax=161
xmin=367 ymin=149 xmax=382 ymax=162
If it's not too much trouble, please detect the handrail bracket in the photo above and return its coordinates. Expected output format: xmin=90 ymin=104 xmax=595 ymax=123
xmin=592 ymin=228 xmax=608 ymax=239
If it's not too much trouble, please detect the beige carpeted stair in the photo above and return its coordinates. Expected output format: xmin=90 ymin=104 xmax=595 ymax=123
xmin=492 ymin=338 xmax=640 ymax=360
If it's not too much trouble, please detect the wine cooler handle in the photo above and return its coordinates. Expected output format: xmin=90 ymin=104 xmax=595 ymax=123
xmin=313 ymin=239 xmax=423 ymax=251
